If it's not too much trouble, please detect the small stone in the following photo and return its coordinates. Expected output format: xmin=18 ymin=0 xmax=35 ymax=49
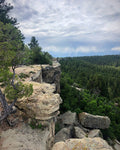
xmin=88 ymin=129 xmax=103 ymax=138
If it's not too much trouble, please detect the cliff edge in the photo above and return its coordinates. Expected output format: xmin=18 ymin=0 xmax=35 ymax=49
xmin=0 ymin=62 xmax=62 ymax=150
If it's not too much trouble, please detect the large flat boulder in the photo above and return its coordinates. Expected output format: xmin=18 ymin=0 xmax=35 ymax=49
xmin=79 ymin=112 xmax=110 ymax=129
xmin=52 ymin=137 xmax=113 ymax=150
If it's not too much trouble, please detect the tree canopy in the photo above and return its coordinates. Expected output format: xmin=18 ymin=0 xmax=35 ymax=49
xmin=59 ymin=56 xmax=120 ymax=141
xmin=23 ymin=36 xmax=53 ymax=65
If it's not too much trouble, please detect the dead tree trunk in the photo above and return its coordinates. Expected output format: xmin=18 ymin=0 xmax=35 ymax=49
xmin=0 ymin=65 xmax=17 ymax=124
xmin=0 ymin=89 xmax=16 ymax=122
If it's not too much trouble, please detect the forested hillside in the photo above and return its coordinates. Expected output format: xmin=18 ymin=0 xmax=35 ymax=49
xmin=59 ymin=55 xmax=120 ymax=141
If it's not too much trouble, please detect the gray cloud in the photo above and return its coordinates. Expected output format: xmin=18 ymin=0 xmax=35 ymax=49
xmin=7 ymin=0 xmax=120 ymax=56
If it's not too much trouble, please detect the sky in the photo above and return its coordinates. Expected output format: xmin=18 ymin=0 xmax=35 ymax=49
xmin=7 ymin=0 xmax=120 ymax=57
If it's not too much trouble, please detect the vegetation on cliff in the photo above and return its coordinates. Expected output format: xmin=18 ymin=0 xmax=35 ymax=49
xmin=0 ymin=0 xmax=52 ymax=123
xmin=23 ymin=36 xmax=53 ymax=65
xmin=59 ymin=56 xmax=120 ymax=141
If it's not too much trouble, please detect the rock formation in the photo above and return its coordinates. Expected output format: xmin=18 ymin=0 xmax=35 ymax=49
xmin=79 ymin=112 xmax=110 ymax=129
xmin=0 ymin=62 xmax=62 ymax=150
xmin=54 ymin=111 xmax=114 ymax=150
xmin=16 ymin=82 xmax=62 ymax=122
xmin=0 ymin=62 xmax=116 ymax=150
xmin=41 ymin=61 xmax=61 ymax=93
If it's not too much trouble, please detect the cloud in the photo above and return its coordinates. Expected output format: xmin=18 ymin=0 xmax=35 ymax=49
xmin=44 ymin=45 xmax=98 ymax=55
xmin=6 ymin=0 xmax=120 ymax=56
xmin=76 ymin=46 xmax=97 ymax=53
xmin=112 ymin=47 xmax=120 ymax=51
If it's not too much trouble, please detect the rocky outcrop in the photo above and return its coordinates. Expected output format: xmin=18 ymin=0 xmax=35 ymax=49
xmin=16 ymin=82 xmax=62 ymax=122
xmin=52 ymin=138 xmax=113 ymax=150
xmin=12 ymin=63 xmax=62 ymax=150
xmin=15 ymin=61 xmax=61 ymax=94
xmin=79 ymin=112 xmax=110 ymax=129
xmin=42 ymin=61 xmax=61 ymax=93
xmin=54 ymin=111 xmax=112 ymax=150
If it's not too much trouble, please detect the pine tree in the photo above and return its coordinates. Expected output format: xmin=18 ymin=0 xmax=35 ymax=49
xmin=0 ymin=0 xmax=17 ymax=25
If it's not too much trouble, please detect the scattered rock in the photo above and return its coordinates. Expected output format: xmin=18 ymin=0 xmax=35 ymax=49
xmin=73 ymin=126 xmax=86 ymax=138
xmin=88 ymin=129 xmax=103 ymax=138
xmin=55 ymin=128 xmax=71 ymax=143
xmin=79 ymin=112 xmax=110 ymax=129
xmin=114 ymin=139 xmax=120 ymax=150
xmin=57 ymin=111 xmax=77 ymax=128
xmin=52 ymin=137 xmax=113 ymax=150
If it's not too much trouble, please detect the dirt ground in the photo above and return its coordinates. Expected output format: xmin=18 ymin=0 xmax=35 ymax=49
xmin=0 ymin=107 xmax=49 ymax=150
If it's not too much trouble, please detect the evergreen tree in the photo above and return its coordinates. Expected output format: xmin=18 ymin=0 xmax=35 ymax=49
xmin=26 ymin=36 xmax=52 ymax=65
xmin=0 ymin=22 xmax=33 ymax=124
xmin=0 ymin=0 xmax=17 ymax=25
xmin=28 ymin=36 xmax=39 ymax=49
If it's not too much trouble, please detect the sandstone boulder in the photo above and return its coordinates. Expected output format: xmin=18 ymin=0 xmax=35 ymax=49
xmin=73 ymin=126 xmax=86 ymax=138
xmin=79 ymin=112 xmax=110 ymax=129
xmin=16 ymin=82 xmax=62 ymax=123
xmin=57 ymin=111 xmax=77 ymax=128
xmin=55 ymin=128 xmax=71 ymax=143
xmin=114 ymin=140 xmax=120 ymax=150
xmin=52 ymin=137 xmax=113 ymax=150
xmin=88 ymin=129 xmax=103 ymax=138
